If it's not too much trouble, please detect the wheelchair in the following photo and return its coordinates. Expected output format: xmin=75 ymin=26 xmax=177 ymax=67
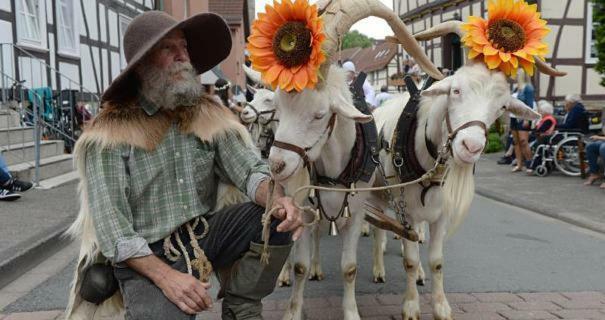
xmin=530 ymin=109 xmax=602 ymax=177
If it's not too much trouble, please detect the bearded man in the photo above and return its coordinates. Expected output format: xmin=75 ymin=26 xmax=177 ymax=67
xmin=65 ymin=11 xmax=302 ymax=320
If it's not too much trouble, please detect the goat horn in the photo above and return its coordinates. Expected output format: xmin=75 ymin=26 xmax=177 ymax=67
xmin=243 ymin=64 xmax=263 ymax=85
xmin=414 ymin=20 xmax=464 ymax=40
xmin=319 ymin=0 xmax=443 ymax=80
xmin=535 ymin=59 xmax=567 ymax=77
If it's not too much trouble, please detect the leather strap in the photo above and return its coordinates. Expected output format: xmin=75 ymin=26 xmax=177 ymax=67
xmin=272 ymin=113 xmax=337 ymax=168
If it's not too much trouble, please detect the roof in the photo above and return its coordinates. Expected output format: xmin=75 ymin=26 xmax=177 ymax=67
xmin=209 ymin=0 xmax=245 ymax=25
xmin=333 ymin=42 xmax=398 ymax=73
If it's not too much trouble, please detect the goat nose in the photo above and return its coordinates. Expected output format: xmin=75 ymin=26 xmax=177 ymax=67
xmin=270 ymin=159 xmax=286 ymax=174
xmin=462 ymin=139 xmax=483 ymax=154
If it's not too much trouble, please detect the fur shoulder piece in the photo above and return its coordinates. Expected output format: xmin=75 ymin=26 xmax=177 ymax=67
xmin=78 ymin=95 xmax=248 ymax=152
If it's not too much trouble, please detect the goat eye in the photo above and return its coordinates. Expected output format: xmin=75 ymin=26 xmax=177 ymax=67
xmin=264 ymin=99 xmax=271 ymax=103
xmin=501 ymin=105 xmax=507 ymax=110
xmin=452 ymin=89 xmax=461 ymax=95
xmin=314 ymin=113 xmax=326 ymax=120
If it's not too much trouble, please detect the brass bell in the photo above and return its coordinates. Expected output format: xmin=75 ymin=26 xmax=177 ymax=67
xmin=342 ymin=205 xmax=351 ymax=218
xmin=315 ymin=208 xmax=322 ymax=220
xmin=328 ymin=220 xmax=339 ymax=236
xmin=350 ymin=183 xmax=357 ymax=196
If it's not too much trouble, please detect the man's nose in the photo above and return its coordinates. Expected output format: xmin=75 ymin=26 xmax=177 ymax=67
xmin=175 ymin=47 xmax=190 ymax=63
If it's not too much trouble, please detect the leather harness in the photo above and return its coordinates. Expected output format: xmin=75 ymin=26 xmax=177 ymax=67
xmin=388 ymin=76 xmax=488 ymax=206
xmin=272 ymin=72 xmax=379 ymax=187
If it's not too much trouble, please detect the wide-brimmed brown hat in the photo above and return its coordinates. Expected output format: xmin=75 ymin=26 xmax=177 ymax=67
xmin=102 ymin=10 xmax=231 ymax=102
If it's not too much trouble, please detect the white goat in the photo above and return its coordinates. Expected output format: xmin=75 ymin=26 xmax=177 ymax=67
xmin=264 ymin=1 xmax=444 ymax=319
xmin=367 ymin=21 xmax=565 ymax=320
xmin=241 ymin=88 xmax=278 ymax=154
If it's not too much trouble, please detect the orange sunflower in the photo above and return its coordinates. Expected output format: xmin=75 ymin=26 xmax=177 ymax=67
xmin=247 ymin=0 xmax=326 ymax=92
xmin=461 ymin=0 xmax=550 ymax=77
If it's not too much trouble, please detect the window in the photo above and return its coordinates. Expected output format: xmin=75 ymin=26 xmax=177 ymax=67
xmin=119 ymin=14 xmax=132 ymax=69
xmin=586 ymin=4 xmax=597 ymax=64
xmin=16 ymin=0 xmax=47 ymax=49
xmin=57 ymin=0 xmax=80 ymax=57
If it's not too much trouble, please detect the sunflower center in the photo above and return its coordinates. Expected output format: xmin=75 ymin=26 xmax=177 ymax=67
xmin=272 ymin=21 xmax=313 ymax=68
xmin=487 ymin=19 xmax=526 ymax=53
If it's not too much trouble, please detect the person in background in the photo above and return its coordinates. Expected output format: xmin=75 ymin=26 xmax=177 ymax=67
xmin=214 ymin=78 xmax=244 ymax=114
xmin=510 ymin=70 xmax=535 ymax=172
xmin=342 ymin=61 xmax=376 ymax=108
xmin=374 ymin=85 xmax=392 ymax=108
xmin=527 ymin=100 xmax=557 ymax=174
xmin=557 ymin=94 xmax=588 ymax=132
xmin=0 ymin=154 xmax=33 ymax=201
xmin=584 ymin=130 xmax=605 ymax=188
xmin=408 ymin=64 xmax=425 ymax=88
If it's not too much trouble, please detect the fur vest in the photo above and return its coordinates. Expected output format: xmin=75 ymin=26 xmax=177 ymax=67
xmin=64 ymin=96 xmax=251 ymax=320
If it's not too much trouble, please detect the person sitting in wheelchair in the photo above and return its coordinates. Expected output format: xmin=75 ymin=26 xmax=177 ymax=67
xmin=527 ymin=100 xmax=557 ymax=174
xmin=556 ymin=94 xmax=589 ymax=133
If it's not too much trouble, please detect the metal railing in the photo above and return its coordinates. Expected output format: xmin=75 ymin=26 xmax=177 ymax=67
xmin=0 ymin=43 xmax=100 ymax=185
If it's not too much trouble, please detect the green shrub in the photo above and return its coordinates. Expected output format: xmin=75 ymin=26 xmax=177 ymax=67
xmin=485 ymin=132 xmax=504 ymax=153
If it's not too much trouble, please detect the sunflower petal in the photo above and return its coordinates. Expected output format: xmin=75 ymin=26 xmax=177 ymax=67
xmin=293 ymin=67 xmax=309 ymax=92
xmin=483 ymin=45 xmax=499 ymax=56
xmin=265 ymin=64 xmax=284 ymax=85
xmin=484 ymin=54 xmax=502 ymax=69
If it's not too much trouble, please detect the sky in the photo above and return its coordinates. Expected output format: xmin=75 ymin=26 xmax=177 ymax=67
xmin=253 ymin=0 xmax=395 ymax=40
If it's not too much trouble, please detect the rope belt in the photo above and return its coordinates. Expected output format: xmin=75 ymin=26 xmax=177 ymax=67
xmin=162 ymin=217 xmax=213 ymax=282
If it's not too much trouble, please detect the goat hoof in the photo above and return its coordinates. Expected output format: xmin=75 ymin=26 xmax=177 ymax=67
xmin=373 ymin=276 xmax=385 ymax=283
xmin=401 ymin=312 xmax=420 ymax=320
xmin=278 ymin=280 xmax=291 ymax=287
xmin=361 ymin=231 xmax=370 ymax=237
xmin=416 ymin=278 xmax=425 ymax=286
xmin=308 ymin=273 xmax=324 ymax=281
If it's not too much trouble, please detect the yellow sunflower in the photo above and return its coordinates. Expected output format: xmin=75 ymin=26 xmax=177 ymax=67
xmin=247 ymin=0 xmax=326 ymax=92
xmin=461 ymin=0 xmax=550 ymax=77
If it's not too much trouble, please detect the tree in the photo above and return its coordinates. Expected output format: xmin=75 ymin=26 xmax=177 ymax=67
xmin=593 ymin=0 xmax=605 ymax=86
xmin=341 ymin=30 xmax=374 ymax=49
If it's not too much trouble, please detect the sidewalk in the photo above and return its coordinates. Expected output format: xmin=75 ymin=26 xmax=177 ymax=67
xmin=474 ymin=153 xmax=605 ymax=234
xmin=1 ymin=291 xmax=605 ymax=319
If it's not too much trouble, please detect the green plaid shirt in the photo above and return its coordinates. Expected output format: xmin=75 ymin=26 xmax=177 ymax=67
xmin=85 ymin=119 xmax=269 ymax=263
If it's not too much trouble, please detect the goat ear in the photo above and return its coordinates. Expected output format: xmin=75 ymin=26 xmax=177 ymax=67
xmin=331 ymin=95 xmax=373 ymax=123
xmin=507 ymin=99 xmax=541 ymax=120
xmin=422 ymin=77 xmax=453 ymax=96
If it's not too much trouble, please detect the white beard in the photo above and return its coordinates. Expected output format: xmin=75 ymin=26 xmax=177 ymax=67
xmin=138 ymin=62 xmax=202 ymax=110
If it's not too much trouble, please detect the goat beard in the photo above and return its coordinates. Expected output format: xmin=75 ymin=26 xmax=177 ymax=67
xmin=441 ymin=161 xmax=474 ymax=237
xmin=138 ymin=62 xmax=202 ymax=110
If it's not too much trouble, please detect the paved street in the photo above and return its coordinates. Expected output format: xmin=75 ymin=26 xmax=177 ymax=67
xmin=1 ymin=193 xmax=604 ymax=319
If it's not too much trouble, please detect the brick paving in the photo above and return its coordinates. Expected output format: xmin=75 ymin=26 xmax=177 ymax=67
xmin=1 ymin=291 xmax=604 ymax=320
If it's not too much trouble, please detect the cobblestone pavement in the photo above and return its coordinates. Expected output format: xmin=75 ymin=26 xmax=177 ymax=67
xmin=1 ymin=291 xmax=605 ymax=319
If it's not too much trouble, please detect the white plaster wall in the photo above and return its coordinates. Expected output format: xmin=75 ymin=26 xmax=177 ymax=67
xmin=46 ymin=0 xmax=53 ymax=25
xmin=58 ymin=62 xmax=80 ymax=88
xmin=556 ymin=26 xmax=583 ymax=59
xmin=554 ymin=65 xmax=582 ymax=96
xmin=80 ymin=44 xmax=96 ymax=90
xmin=0 ymin=20 xmax=15 ymax=79
xmin=472 ymin=2 xmax=481 ymax=17
xmin=586 ymin=68 xmax=605 ymax=95
xmin=544 ymin=25 xmax=558 ymax=59
xmin=108 ymin=10 xmax=118 ymax=47
xmin=462 ymin=5 xmax=470 ymax=20
xmin=102 ymin=48 xmax=108 ymax=90
xmin=83 ymin=0 xmax=98 ymax=40
xmin=0 ymin=0 xmax=11 ymax=12
xmin=111 ymin=51 xmax=120 ymax=80
xmin=19 ymin=57 xmax=48 ymax=88
xmin=99 ymin=3 xmax=107 ymax=43
xmin=567 ymin=0 xmax=586 ymax=19
xmin=49 ymin=33 xmax=56 ymax=89
xmin=539 ymin=72 xmax=549 ymax=97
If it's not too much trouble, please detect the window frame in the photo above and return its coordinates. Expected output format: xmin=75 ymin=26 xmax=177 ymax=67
xmin=586 ymin=3 xmax=597 ymax=64
xmin=118 ymin=14 xmax=132 ymax=69
xmin=16 ymin=0 xmax=48 ymax=51
xmin=56 ymin=0 xmax=81 ymax=58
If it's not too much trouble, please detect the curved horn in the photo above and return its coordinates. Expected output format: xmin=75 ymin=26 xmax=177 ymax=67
xmin=319 ymin=0 xmax=443 ymax=80
xmin=413 ymin=20 xmax=464 ymax=40
xmin=535 ymin=59 xmax=567 ymax=77
xmin=243 ymin=64 xmax=263 ymax=85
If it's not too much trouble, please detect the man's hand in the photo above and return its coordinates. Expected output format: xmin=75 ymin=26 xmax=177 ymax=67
xmin=271 ymin=196 xmax=304 ymax=241
xmin=126 ymin=254 xmax=212 ymax=315
xmin=155 ymin=268 xmax=213 ymax=315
